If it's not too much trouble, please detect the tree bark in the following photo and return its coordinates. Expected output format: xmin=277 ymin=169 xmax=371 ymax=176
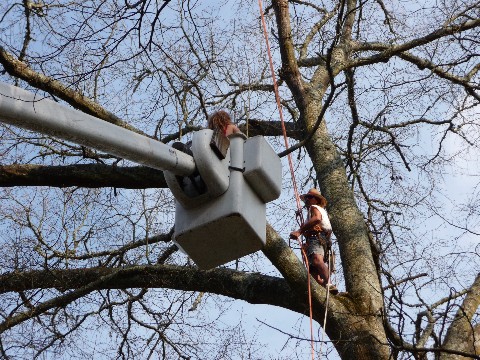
xmin=271 ymin=0 xmax=390 ymax=358
xmin=441 ymin=273 xmax=480 ymax=359
xmin=0 ymin=164 xmax=167 ymax=188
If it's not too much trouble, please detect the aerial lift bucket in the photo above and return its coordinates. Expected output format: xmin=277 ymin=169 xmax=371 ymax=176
xmin=165 ymin=130 xmax=282 ymax=269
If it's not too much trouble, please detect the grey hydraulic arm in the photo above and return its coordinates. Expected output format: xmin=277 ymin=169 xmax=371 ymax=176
xmin=0 ymin=82 xmax=196 ymax=176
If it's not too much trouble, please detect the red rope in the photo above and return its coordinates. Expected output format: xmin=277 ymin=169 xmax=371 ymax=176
xmin=257 ymin=1 xmax=315 ymax=359
xmin=256 ymin=0 xmax=303 ymax=218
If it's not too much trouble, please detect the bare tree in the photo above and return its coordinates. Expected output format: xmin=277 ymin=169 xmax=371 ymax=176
xmin=0 ymin=0 xmax=479 ymax=358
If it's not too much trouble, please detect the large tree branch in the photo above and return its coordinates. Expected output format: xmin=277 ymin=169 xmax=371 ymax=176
xmin=0 ymin=164 xmax=168 ymax=188
xmin=441 ymin=272 xmax=480 ymax=358
xmin=272 ymin=2 xmax=389 ymax=357
xmin=0 ymin=264 xmax=295 ymax=307
xmin=396 ymin=52 xmax=479 ymax=101
xmin=350 ymin=43 xmax=480 ymax=101
xmin=349 ymin=18 xmax=480 ymax=67
xmin=239 ymin=119 xmax=301 ymax=139
xmin=272 ymin=0 xmax=309 ymax=109
xmin=0 ymin=46 xmax=147 ymax=135
xmin=344 ymin=17 xmax=480 ymax=100
xmin=299 ymin=5 xmax=338 ymax=61
xmin=0 ymin=264 xmax=301 ymax=333
xmin=0 ymin=223 xmax=376 ymax=359
xmin=298 ymin=17 xmax=480 ymax=96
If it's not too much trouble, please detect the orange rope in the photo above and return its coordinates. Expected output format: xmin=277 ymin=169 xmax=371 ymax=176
xmin=256 ymin=0 xmax=302 ymax=215
xmin=257 ymin=1 xmax=315 ymax=359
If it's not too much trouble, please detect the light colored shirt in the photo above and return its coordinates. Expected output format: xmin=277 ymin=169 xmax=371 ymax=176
xmin=309 ymin=204 xmax=332 ymax=232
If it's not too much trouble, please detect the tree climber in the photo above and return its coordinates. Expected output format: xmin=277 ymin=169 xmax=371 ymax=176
xmin=290 ymin=188 xmax=338 ymax=294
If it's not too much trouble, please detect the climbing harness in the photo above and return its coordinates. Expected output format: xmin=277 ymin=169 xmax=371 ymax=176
xmin=257 ymin=1 xmax=336 ymax=359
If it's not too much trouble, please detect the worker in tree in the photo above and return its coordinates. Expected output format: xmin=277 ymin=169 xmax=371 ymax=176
xmin=290 ymin=188 xmax=338 ymax=294
xmin=207 ymin=110 xmax=241 ymax=136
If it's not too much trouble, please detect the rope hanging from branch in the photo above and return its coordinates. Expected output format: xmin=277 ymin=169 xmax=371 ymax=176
xmin=256 ymin=1 xmax=319 ymax=359
xmin=256 ymin=2 xmax=336 ymax=359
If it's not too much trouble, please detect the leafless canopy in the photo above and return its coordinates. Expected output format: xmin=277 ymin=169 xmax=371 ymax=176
xmin=0 ymin=0 xmax=479 ymax=359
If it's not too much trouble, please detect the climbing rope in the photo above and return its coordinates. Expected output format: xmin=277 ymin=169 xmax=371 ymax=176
xmin=256 ymin=1 xmax=314 ymax=358
xmin=257 ymin=2 xmax=335 ymax=359
xmin=256 ymin=0 xmax=303 ymax=215
xmin=319 ymin=249 xmax=333 ymax=357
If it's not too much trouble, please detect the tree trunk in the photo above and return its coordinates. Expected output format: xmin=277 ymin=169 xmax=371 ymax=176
xmin=271 ymin=0 xmax=390 ymax=357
